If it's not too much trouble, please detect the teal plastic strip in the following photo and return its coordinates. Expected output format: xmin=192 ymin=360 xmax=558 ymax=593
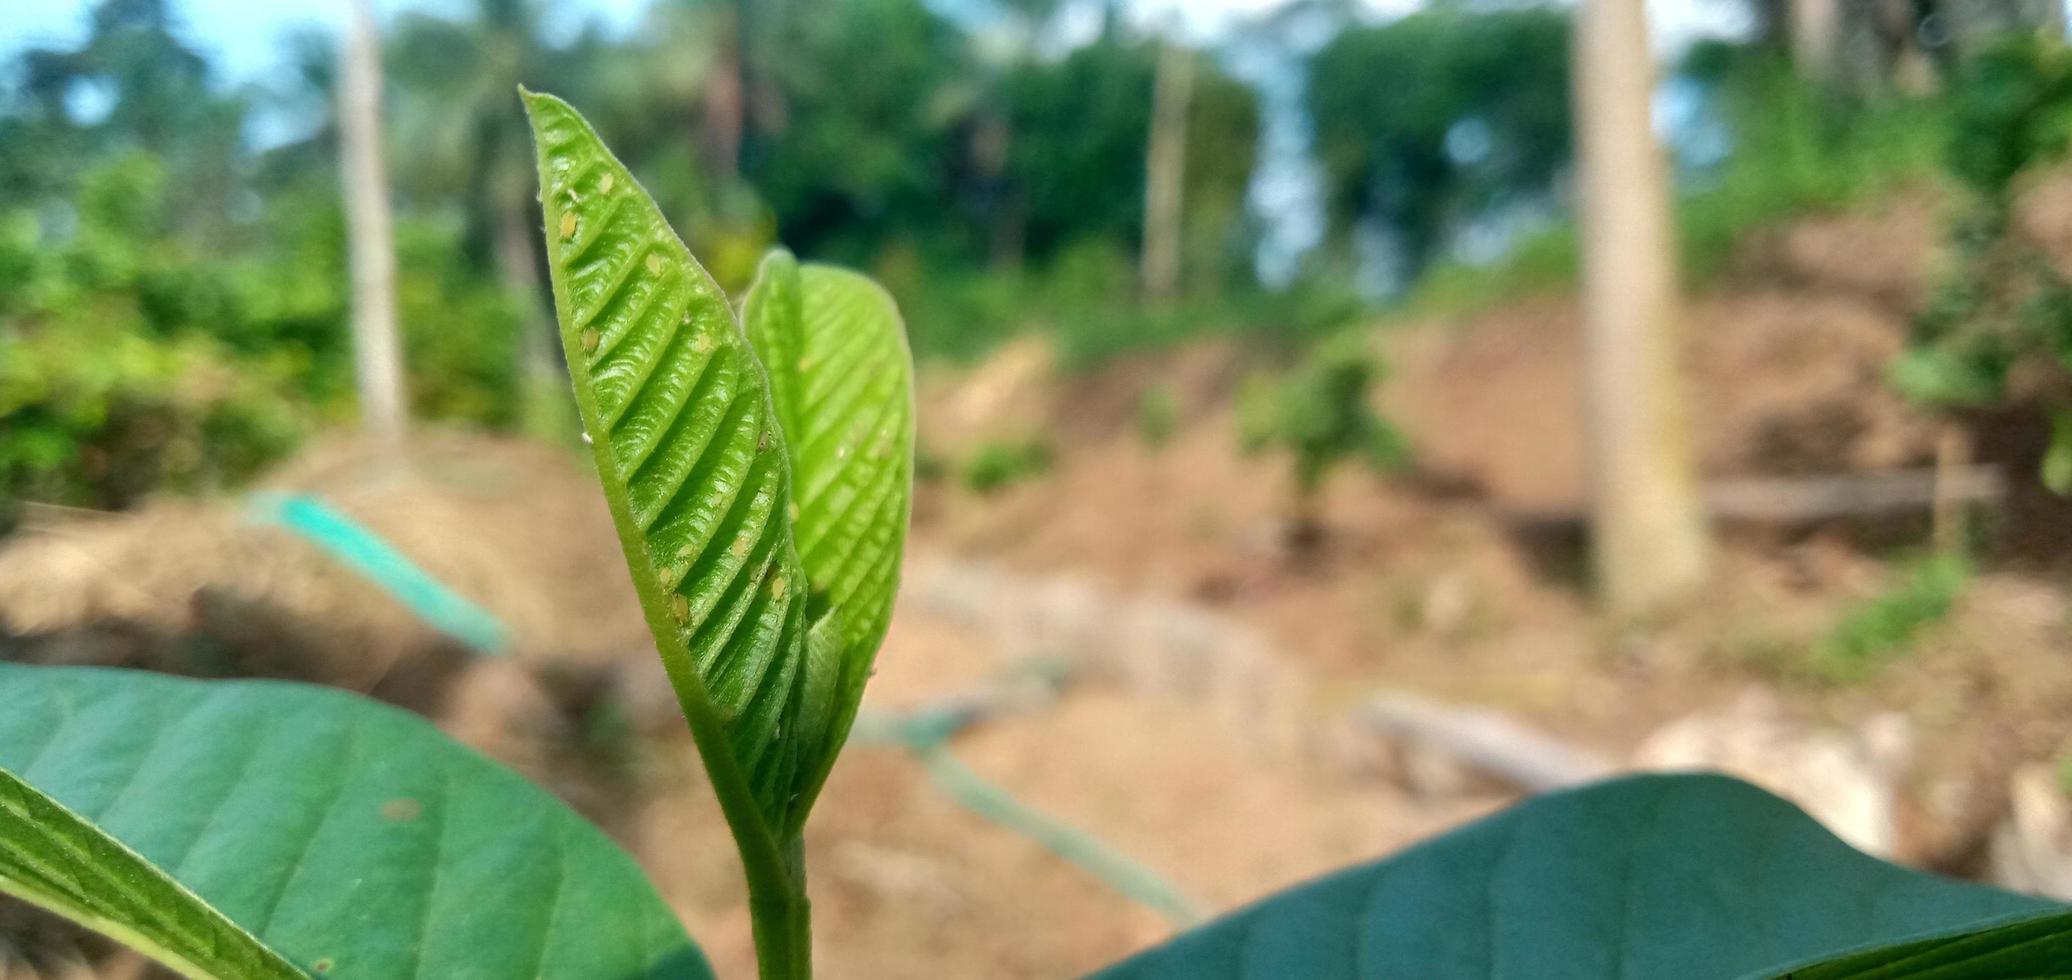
xmin=245 ymin=492 xmax=510 ymax=655
xmin=854 ymin=701 xmax=1206 ymax=927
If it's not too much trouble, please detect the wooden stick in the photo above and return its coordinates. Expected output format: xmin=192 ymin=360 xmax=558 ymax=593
xmin=1358 ymin=693 xmax=1612 ymax=793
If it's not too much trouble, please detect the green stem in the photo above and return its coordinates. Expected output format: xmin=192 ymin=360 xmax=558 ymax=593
xmin=748 ymin=835 xmax=811 ymax=980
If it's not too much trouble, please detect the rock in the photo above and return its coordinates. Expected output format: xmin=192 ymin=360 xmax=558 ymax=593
xmin=1633 ymin=690 xmax=1910 ymax=857
xmin=1988 ymin=764 xmax=2072 ymax=900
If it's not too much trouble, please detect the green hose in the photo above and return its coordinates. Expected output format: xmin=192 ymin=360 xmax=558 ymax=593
xmin=245 ymin=492 xmax=510 ymax=655
xmin=854 ymin=702 xmax=1207 ymax=928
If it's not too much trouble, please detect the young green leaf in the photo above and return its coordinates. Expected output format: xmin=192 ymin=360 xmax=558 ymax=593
xmin=1094 ymin=774 xmax=2062 ymax=980
xmin=520 ymin=90 xmax=838 ymax=846
xmin=0 ymin=663 xmax=706 ymax=979
xmin=742 ymin=249 xmax=914 ymax=825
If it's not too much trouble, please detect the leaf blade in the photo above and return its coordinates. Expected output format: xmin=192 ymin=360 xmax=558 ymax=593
xmin=742 ymin=249 xmax=915 ymax=823
xmin=1093 ymin=774 xmax=2062 ymax=980
xmin=522 ymin=89 xmax=832 ymax=836
xmin=0 ymin=663 xmax=706 ymax=980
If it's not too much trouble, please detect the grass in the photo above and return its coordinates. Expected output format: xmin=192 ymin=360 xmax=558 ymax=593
xmin=1809 ymin=552 xmax=1971 ymax=682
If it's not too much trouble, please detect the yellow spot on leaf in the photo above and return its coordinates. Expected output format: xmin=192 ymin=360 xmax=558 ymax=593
xmin=559 ymin=212 xmax=577 ymax=240
xmin=580 ymin=328 xmax=600 ymax=354
xmin=731 ymin=537 xmax=752 ymax=558
xmin=646 ymin=254 xmax=663 ymax=275
xmin=787 ymin=502 xmax=801 ymax=521
xmin=670 ymin=593 xmax=690 ymax=624
xmin=772 ymin=575 xmax=788 ymax=600
xmin=692 ymin=332 xmax=716 ymax=355
xmin=380 ymin=799 xmax=422 ymax=822
xmin=599 ymin=173 xmax=615 ymax=194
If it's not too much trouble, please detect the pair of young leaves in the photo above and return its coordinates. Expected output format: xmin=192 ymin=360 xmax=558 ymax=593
xmin=528 ymin=88 xmax=913 ymax=845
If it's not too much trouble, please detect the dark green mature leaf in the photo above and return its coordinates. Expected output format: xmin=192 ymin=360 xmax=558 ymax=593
xmin=1094 ymin=774 xmax=2063 ymax=980
xmin=1767 ymin=908 xmax=2072 ymax=979
xmin=742 ymin=249 xmax=914 ymax=822
xmin=523 ymin=90 xmax=836 ymax=836
xmin=0 ymin=663 xmax=707 ymax=980
xmin=0 ymin=768 xmax=302 ymax=980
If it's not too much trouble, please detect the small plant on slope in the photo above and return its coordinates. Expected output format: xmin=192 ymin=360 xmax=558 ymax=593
xmin=1238 ymin=337 xmax=1410 ymax=546
xmin=1 ymin=91 xmax=2071 ymax=980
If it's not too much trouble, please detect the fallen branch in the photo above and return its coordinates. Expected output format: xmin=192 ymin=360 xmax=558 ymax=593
xmin=1358 ymin=693 xmax=1613 ymax=794
xmin=1705 ymin=466 xmax=2004 ymax=524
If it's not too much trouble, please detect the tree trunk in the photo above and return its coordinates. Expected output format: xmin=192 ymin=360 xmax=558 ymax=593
xmin=338 ymin=0 xmax=407 ymax=454
xmin=1788 ymin=0 xmax=1841 ymax=82
xmin=1141 ymin=39 xmax=1192 ymax=305
xmin=1571 ymin=0 xmax=1709 ymax=617
xmin=702 ymin=6 xmax=744 ymax=183
xmin=498 ymin=189 xmax=565 ymax=440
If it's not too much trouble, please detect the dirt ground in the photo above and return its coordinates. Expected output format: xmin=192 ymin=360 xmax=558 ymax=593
xmin=7 ymin=185 xmax=2072 ymax=977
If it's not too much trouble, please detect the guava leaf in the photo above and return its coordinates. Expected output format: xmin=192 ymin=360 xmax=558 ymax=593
xmin=1765 ymin=907 xmax=2072 ymax=979
xmin=522 ymin=89 xmax=835 ymax=836
xmin=0 ymin=663 xmax=705 ymax=980
xmin=741 ymin=249 xmax=914 ymax=821
xmin=1093 ymin=774 xmax=2063 ymax=980
xmin=0 ymin=767 xmax=302 ymax=980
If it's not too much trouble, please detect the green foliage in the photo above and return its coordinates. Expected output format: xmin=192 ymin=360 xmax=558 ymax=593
xmin=1238 ymin=339 xmax=1410 ymax=511
xmin=1677 ymin=50 xmax=1951 ymax=283
xmin=0 ymin=663 xmax=706 ymax=979
xmin=1307 ymin=6 xmax=1571 ymax=282
xmin=0 ymin=8 xmax=537 ymax=522
xmin=1096 ymin=773 xmax=2069 ymax=980
xmin=1898 ymin=35 xmax=2072 ymax=490
xmin=0 ymin=153 xmax=317 ymax=524
xmin=961 ymin=437 xmax=1055 ymax=494
xmin=1812 ymin=552 xmax=1971 ymax=681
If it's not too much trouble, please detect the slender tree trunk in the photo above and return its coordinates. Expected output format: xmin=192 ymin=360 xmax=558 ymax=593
xmin=1572 ymin=0 xmax=1709 ymax=617
xmin=702 ymin=6 xmax=744 ymax=183
xmin=339 ymin=0 xmax=407 ymax=454
xmin=498 ymin=191 xmax=565 ymax=439
xmin=1788 ymin=0 xmax=1840 ymax=82
xmin=1141 ymin=39 xmax=1193 ymax=305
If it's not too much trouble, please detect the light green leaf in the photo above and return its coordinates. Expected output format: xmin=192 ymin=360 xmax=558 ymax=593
xmin=1093 ymin=774 xmax=2063 ymax=980
xmin=2043 ymin=408 xmax=2072 ymax=497
xmin=742 ymin=249 xmax=914 ymax=819
xmin=0 ymin=663 xmax=707 ymax=980
xmin=0 ymin=767 xmax=302 ymax=980
xmin=521 ymin=89 xmax=833 ymax=838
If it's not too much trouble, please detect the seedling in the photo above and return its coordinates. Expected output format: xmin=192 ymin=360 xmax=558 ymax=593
xmin=1 ymin=92 xmax=2069 ymax=980
xmin=1238 ymin=337 xmax=1410 ymax=545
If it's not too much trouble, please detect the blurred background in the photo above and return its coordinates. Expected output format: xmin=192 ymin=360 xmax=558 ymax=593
xmin=10 ymin=0 xmax=2072 ymax=975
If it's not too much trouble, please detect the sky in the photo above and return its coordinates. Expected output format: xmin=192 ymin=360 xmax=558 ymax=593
xmin=0 ymin=0 xmax=1755 ymax=88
